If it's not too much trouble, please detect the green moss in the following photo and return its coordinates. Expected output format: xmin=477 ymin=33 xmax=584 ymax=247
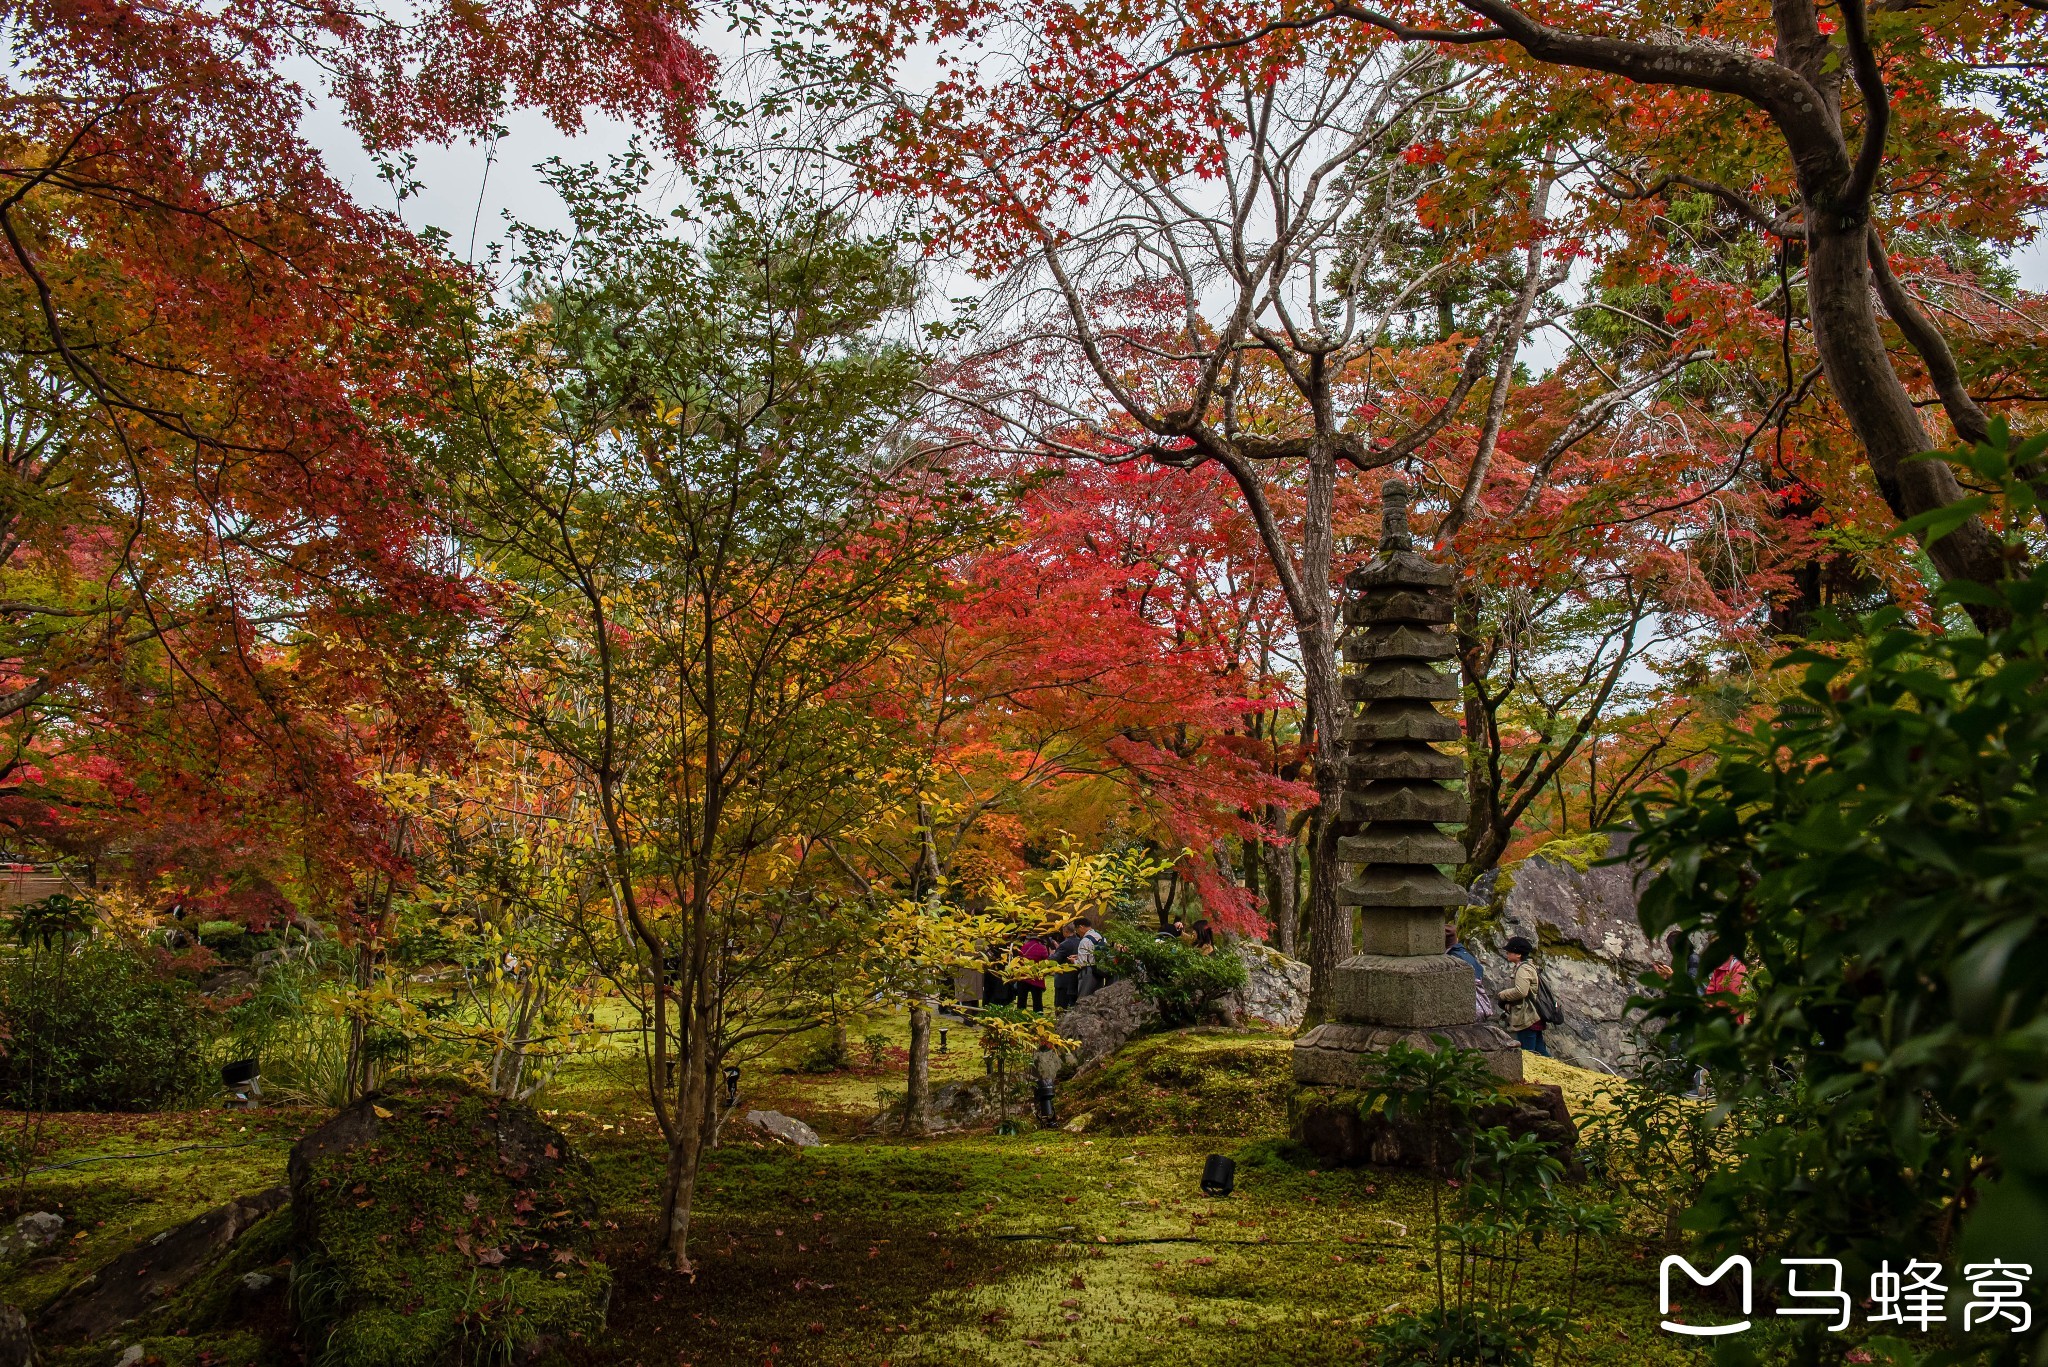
xmin=45 ymin=1331 xmax=271 ymax=1367
xmin=1524 ymin=832 xmax=1613 ymax=874
xmin=293 ymin=1083 xmax=610 ymax=1367
xmin=1064 ymin=1033 xmax=1292 ymax=1137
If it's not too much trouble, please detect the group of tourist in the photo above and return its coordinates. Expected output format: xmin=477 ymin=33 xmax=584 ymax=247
xmin=1446 ymin=923 xmax=1748 ymax=1064
xmin=966 ymin=913 xmax=1219 ymax=1015
xmin=976 ymin=917 xmax=1108 ymax=1012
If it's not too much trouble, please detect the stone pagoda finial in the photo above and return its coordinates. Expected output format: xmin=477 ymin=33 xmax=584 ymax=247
xmin=1295 ymin=483 xmax=1523 ymax=1086
xmin=1379 ymin=477 xmax=1413 ymax=552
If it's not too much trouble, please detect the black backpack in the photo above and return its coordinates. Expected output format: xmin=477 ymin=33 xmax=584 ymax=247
xmin=1531 ymin=966 xmax=1564 ymax=1026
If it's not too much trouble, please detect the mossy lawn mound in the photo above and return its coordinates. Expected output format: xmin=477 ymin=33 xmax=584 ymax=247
xmin=288 ymin=1081 xmax=609 ymax=1367
xmin=1062 ymin=1032 xmax=1292 ymax=1137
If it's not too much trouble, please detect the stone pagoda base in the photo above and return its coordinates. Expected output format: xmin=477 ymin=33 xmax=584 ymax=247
xmin=1292 ymin=1019 xmax=1524 ymax=1086
xmin=1290 ymin=953 xmax=1524 ymax=1083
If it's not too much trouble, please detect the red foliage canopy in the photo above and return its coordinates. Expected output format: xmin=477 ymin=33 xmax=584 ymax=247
xmin=0 ymin=0 xmax=712 ymax=915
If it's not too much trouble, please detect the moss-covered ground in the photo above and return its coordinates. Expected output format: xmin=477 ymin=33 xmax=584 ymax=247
xmin=2 ymin=1020 xmax=1823 ymax=1367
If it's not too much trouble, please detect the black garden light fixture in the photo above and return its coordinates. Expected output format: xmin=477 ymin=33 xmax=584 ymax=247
xmin=723 ymin=1066 xmax=741 ymax=1109
xmin=939 ymin=1028 xmax=948 ymax=1054
xmin=1034 ymin=1076 xmax=1056 ymax=1127
xmin=221 ymin=1058 xmax=260 ymax=1109
xmin=1200 ymin=1154 xmax=1235 ymax=1197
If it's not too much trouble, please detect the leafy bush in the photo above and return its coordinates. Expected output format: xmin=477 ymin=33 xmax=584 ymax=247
xmin=1098 ymin=926 xmax=1245 ymax=1026
xmin=1629 ymin=427 xmax=2048 ymax=1297
xmin=1357 ymin=1041 xmax=1610 ymax=1366
xmin=0 ymin=944 xmax=208 ymax=1110
xmin=218 ymin=945 xmax=355 ymax=1105
xmin=12 ymin=892 xmax=92 ymax=947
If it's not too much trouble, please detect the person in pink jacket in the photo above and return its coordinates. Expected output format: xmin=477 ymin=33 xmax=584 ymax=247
xmin=1016 ymin=934 xmax=1051 ymax=1012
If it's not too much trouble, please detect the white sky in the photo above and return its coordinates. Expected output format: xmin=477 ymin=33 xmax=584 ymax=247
xmin=295 ymin=38 xmax=2048 ymax=302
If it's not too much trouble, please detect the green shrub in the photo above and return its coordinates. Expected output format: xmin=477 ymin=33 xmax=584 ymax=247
xmin=1098 ymin=926 xmax=1246 ymax=1026
xmin=1629 ymin=425 xmax=2048 ymax=1298
xmin=0 ymin=944 xmax=208 ymax=1110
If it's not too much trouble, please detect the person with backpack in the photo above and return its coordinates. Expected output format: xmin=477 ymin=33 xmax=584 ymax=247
xmin=1052 ymin=922 xmax=1083 ymax=1010
xmin=1498 ymin=935 xmax=1555 ymax=1056
xmin=1072 ymin=917 xmax=1107 ymax=999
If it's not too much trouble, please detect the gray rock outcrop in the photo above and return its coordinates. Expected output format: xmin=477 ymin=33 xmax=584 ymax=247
xmin=1223 ymin=943 xmax=1309 ymax=1030
xmin=0 ymin=1213 xmax=62 ymax=1262
xmin=36 ymin=1190 xmax=286 ymax=1343
xmin=1471 ymin=831 xmax=1666 ymax=1075
xmin=1043 ymin=979 xmax=1159 ymax=1081
xmin=744 ymin=1110 xmax=823 ymax=1147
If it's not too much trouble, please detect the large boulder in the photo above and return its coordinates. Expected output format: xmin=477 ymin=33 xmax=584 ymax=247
xmin=742 ymin=1110 xmax=822 ymax=1148
xmin=288 ymin=1080 xmax=609 ymax=1367
xmin=1221 ymin=943 xmax=1310 ymax=1031
xmin=1062 ymin=1034 xmax=1293 ymax=1138
xmin=1040 ymin=979 xmax=1159 ymax=1082
xmin=37 ymin=1190 xmax=286 ymax=1343
xmin=1472 ymin=832 xmax=1664 ymax=1075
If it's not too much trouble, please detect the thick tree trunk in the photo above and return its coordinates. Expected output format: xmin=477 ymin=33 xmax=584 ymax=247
xmin=1801 ymin=214 xmax=2008 ymax=591
xmin=902 ymin=1002 xmax=932 ymax=1134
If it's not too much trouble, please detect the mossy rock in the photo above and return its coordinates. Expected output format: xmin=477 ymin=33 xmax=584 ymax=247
xmin=287 ymin=1080 xmax=609 ymax=1367
xmin=1061 ymin=1033 xmax=1292 ymax=1137
xmin=1523 ymin=832 xmax=1614 ymax=873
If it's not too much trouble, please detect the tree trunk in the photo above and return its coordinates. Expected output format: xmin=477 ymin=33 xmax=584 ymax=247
xmin=1454 ymin=588 xmax=1510 ymax=881
xmin=1261 ymin=809 xmax=1299 ymax=958
xmin=1801 ymin=211 xmax=2008 ymax=592
xmin=903 ymin=1001 xmax=932 ymax=1134
xmin=1298 ymin=440 xmax=1347 ymax=1023
xmin=656 ymin=995 xmax=713 ymax=1275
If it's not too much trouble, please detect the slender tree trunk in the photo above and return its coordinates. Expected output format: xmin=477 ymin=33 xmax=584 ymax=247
xmin=903 ymin=1001 xmax=932 ymax=1134
xmin=1454 ymin=587 xmax=1514 ymax=881
xmin=1299 ymin=438 xmax=1347 ymax=1023
xmin=657 ymin=974 xmax=715 ymax=1275
xmin=1261 ymin=810 xmax=1299 ymax=958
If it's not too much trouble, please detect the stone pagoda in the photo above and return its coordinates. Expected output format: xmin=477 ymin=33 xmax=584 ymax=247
xmin=1292 ymin=478 xmax=1523 ymax=1084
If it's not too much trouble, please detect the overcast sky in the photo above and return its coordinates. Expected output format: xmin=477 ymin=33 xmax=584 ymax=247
xmin=298 ymin=61 xmax=2048 ymax=304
